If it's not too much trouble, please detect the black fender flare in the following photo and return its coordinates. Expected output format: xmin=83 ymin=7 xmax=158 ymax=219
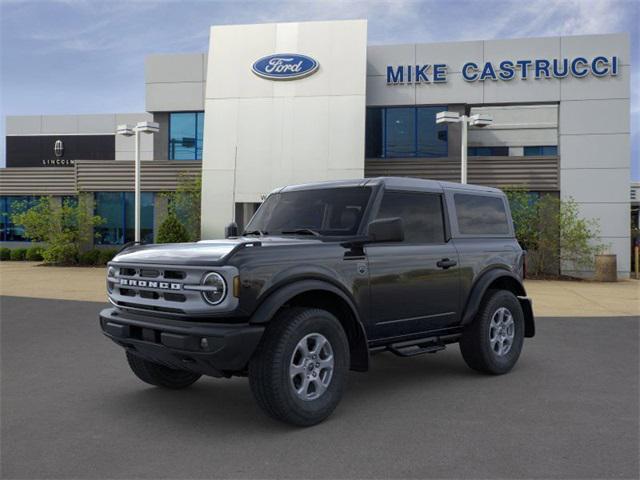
xmin=461 ymin=268 xmax=535 ymax=338
xmin=249 ymin=279 xmax=370 ymax=370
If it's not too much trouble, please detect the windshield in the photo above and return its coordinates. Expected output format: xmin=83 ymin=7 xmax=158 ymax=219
xmin=245 ymin=187 xmax=372 ymax=237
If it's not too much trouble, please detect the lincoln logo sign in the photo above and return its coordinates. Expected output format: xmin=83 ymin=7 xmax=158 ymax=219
xmin=252 ymin=53 xmax=319 ymax=80
xmin=386 ymin=55 xmax=620 ymax=84
xmin=54 ymin=139 xmax=64 ymax=158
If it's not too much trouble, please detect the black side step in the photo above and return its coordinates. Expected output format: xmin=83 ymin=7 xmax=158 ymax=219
xmin=387 ymin=337 xmax=446 ymax=357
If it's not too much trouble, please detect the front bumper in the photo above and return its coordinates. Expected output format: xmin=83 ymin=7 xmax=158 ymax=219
xmin=99 ymin=307 xmax=264 ymax=377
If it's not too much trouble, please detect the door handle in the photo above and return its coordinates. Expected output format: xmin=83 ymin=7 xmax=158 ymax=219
xmin=437 ymin=258 xmax=457 ymax=269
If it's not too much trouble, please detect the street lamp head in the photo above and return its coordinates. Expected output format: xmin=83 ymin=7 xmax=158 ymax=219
xmin=469 ymin=113 xmax=493 ymax=127
xmin=116 ymin=124 xmax=135 ymax=137
xmin=135 ymin=121 xmax=160 ymax=134
xmin=436 ymin=111 xmax=461 ymax=124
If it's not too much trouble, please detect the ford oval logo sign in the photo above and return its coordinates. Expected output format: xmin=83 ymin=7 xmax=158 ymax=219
xmin=252 ymin=53 xmax=319 ymax=80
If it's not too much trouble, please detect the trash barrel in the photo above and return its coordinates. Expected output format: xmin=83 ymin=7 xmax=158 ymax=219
xmin=594 ymin=254 xmax=617 ymax=282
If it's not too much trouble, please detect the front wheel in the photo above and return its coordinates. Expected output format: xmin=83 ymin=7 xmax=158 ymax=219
xmin=459 ymin=289 xmax=525 ymax=375
xmin=248 ymin=307 xmax=350 ymax=426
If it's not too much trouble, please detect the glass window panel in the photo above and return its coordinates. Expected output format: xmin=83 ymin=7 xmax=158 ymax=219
xmin=169 ymin=113 xmax=197 ymax=160
xmin=417 ymin=107 xmax=448 ymax=158
xmin=95 ymin=192 xmax=154 ymax=245
xmin=454 ymin=194 xmax=510 ymax=235
xmin=0 ymin=197 xmax=6 ymax=241
xmin=95 ymin=192 xmax=124 ymax=245
xmin=124 ymin=192 xmax=154 ymax=244
xmin=523 ymin=146 xmax=542 ymax=156
xmin=196 ymin=112 xmax=205 ymax=160
xmin=365 ymin=108 xmax=383 ymax=158
xmin=524 ymin=146 xmax=558 ymax=156
xmin=490 ymin=146 xmax=509 ymax=156
xmin=375 ymin=191 xmax=445 ymax=243
xmin=385 ymin=108 xmax=416 ymax=157
xmin=0 ymin=196 xmax=35 ymax=242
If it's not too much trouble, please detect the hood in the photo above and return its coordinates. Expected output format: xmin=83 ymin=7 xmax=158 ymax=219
xmin=112 ymin=236 xmax=324 ymax=266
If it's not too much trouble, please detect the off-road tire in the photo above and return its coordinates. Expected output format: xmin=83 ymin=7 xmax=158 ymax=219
xmin=248 ymin=307 xmax=350 ymax=427
xmin=459 ymin=289 xmax=525 ymax=375
xmin=126 ymin=351 xmax=201 ymax=389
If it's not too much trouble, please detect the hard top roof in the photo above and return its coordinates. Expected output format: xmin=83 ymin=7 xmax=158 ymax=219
xmin=275 ymin=177 xmax=503 ymax=195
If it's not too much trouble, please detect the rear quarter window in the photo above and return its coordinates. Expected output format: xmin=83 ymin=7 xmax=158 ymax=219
xmin=454 ymin=193 xmax=510 ymax=235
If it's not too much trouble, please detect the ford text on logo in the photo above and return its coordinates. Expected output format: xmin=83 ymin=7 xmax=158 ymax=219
xmin=119 ymin=278 xmax=182 ymax=290
xmin=252 ymin=54 xmax=319 ymax=80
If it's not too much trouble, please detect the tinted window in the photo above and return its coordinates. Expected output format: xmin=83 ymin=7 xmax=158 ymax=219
xmin=416 ymin=107 xmax=448 ymax=157
xmin=454 ymin=194 xmax=509 ymax=235
xmin=524 ymin=145 xmax=558 ymax=156
xmin=246 ymin=187 xmax=372 ymax=236
xmin=364 ymin=106 xmax=448 ymax=158
xmin=375 ymin=191 xmax=445 ymax=243
xmin=95 ymin=192 xmax=154 ymax=244
xmin=386 ymin=108 xmax=415 ymax=157
xmin=169 ymin=112 xmax=204 ymax=160
xmin=0 ymin=196 xmax=40 ymax=242
xmin=468 ymin=146 xmax=509 ymax=156
xmin=365 ymin=108 xmax=383 ymax=158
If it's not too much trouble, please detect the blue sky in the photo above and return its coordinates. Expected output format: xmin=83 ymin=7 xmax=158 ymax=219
xmin=1 ymin=0 xmax=638 ymax=178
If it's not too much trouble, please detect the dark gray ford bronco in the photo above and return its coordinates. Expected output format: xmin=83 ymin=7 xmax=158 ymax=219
xmin=100 ymin=177 xmax=534 ymax=426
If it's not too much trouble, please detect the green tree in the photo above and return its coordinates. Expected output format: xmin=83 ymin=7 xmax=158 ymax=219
xmin=504 ymin=188 xmax=539 ymax=251
xmin=11 ymin=197 xmax=104 ymax=265
xmin=504 ymin=188 xmax=604 ymax=277
xmin=162 ymin=173 xmax=201 ymax=241
xmin=558 ymin=198 xmax=606 ymax=271
xmin=157 ymin=213 xmax=189 ymax=243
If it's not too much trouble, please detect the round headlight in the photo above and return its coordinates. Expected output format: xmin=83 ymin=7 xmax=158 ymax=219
xmin=201 ymin=272 xmax=226 ymax=305
xmin=107 ymin=266 xmax=116 ymax=293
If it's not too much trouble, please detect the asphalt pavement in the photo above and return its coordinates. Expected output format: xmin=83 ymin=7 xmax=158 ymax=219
xmin=1 ymin=296 xmax=638 ymax=479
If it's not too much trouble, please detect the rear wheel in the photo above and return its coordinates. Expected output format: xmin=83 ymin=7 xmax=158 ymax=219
xmin=459 ymin=290 xmax=524 ymax=374
xmin=248 ymin=307 xmax=350 ymax=426
xmin=126 ymin=351 xmax=201 ymax=389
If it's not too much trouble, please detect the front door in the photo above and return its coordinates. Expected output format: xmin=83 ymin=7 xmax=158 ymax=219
xmin=366 ymin=190 xmax=460 ymax=340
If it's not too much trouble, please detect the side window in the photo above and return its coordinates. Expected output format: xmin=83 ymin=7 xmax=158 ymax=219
xmin=375 ymin=191 xmax=445 ymax=243
xmin=454 ymin=194 xmax=509 ymax=235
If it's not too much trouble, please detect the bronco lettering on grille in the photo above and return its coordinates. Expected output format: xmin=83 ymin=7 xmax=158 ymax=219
xmin=119 ymin=279 xmax=182 ymax=290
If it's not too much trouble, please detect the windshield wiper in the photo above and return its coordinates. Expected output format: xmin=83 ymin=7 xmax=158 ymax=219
xmin=242 ymin=230 xmax=268 ymax=236
xmin=280 ymin=228 xmax=321 ymax=237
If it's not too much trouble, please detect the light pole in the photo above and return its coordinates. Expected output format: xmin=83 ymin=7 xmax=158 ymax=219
xmin=436 ymin=111 xmax=492 ymax=184
xmin=116 ymin=121 xmax=159 ymax=243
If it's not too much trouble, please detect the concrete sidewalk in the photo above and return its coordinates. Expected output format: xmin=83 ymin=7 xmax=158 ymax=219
xmin=0 ymin=261 xmax=638 ymax=317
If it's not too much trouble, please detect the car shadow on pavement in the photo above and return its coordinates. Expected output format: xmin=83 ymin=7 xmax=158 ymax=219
xmin=102 ymin=348 xmax=478 ymax=432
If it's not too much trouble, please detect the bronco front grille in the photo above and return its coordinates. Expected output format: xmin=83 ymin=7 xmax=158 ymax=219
xmin=107 ymin=262 xmax=239 ymax=317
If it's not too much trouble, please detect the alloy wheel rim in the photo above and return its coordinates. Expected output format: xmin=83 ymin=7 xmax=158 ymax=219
xmin=289 ymin=333 xmax=334 ymax=401
xmin=489 ymin=307 xmax=515 ymax=356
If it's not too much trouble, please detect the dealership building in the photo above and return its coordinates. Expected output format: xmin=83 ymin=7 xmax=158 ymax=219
xmin=0 ymin=20 xmax=632 ymax=276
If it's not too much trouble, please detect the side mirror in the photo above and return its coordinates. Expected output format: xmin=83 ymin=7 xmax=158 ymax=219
xmin=367 ymin=217 xmax=404 ymax=243
xmin=225 ymin=222 xmax=239 ymax=238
